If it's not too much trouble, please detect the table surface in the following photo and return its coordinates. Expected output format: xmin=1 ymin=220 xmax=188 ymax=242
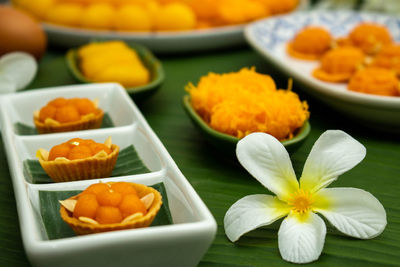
xmin=1 ymin=46 xmax=399 ymax=267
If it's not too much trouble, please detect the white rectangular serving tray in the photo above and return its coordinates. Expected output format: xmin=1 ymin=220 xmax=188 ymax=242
xmin=0 ymin=83 xmax=217 ymax=267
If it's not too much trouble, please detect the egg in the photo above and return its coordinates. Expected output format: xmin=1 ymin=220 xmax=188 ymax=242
xmin=0 ymin=6 xmax=47 ymax=59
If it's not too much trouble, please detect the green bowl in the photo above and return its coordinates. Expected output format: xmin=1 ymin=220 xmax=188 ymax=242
xmin=66 ymin=42 xmax=165 ymax=100
xmin=182 ymin=95 xmax=311 ymax=154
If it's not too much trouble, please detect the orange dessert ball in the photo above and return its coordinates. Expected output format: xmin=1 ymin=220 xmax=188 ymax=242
xmin=348 ymin=67 xmax=399 ymax=96
xmin=69 ymin=98 xmax=96 ymax=115
xmin=73 ymin=194 xmax=99 ymax=219
xmin=217 ymin=0 xmax=269 ymax=25
xmin=48 ymin=143 xmax=70 ymax=161
xmin=95 ymin=206 xmax=123 ymax=224
xmin=68 ymin=145 xmax=93 ymax=160
xmin=313 ymin=46 xmax=365 ymax=82
xmin=154 ymin=3 xmax=196 ymax=31
xmin=84 ymin=183 xmax=110 ymax=195
xmin=371 ymin=44 xmax=400 ymax=75
xmin=288 ymin=26 xmax=332 ymax=60
xmin=45 ymin=3 xmax=84 ymax=27
xmin=38 ymin=105 xmax=57 ymax=122
xmin=48 ymin=97 xmax=68 ymax=108
xmin=256 ymin=0 xmax=298 ymax=14
xmin=348 ymin=23 xmax=392 ymax=54
xmin=111 ymin=182 xmax=138 ymax=196
xmin=80 ymin=4 xmax=115 ymax=30
xmin=54 ymin=105 xmax=81 ymax=123
xmin=38 ymin=97 xmax=99 ymax=124
xmin=119 ymin=194 xmax=147 ymax=218
xmin=47 ymin=138 xmax=113 ymax=161
xmin=114 ymin=5 xmax=152 ymax=31
xmin=97 ymin=189 xmax=123 ymax=206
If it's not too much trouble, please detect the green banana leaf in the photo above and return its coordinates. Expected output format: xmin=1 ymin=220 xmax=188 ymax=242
xmin=14 ymin=113 xmax=114 ymax=135
xmin=39 ymin=182 xmax=172 ymax=240
xmin=1 ymin=48 xmax=399 ymax=267
xmin=24 ymin=145 xmax=150 ymax=184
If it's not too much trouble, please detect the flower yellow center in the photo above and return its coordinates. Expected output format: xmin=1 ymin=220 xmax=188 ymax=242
xmin=288 ymin=189 xmax=314 ymax=214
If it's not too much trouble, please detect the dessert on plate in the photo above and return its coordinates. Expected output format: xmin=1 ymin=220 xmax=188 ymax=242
xmin=34 ymin=97 xmax=104 ymax=134
xmin=60 ymin=181 xmax=162 ymax=235
xmin=36 ymin=137 xmax=119 ymax=182
xmin=287 ymin=26 xmax=333 ymax=60
xmin=348 ymin=67 xmax=400 ymax=96
xmin=312 ymin=46 xmax=365 ymax=82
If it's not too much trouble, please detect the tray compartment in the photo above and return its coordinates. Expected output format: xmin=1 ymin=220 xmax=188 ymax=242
xmin=1 ymin=83 xmax=137 ymax=135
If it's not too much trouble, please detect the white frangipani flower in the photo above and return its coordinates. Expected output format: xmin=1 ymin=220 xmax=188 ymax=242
xmin=0 ymin=52 xmax=37 ymax=94
xmin=224 ymin=130 xmax=386 ymax=264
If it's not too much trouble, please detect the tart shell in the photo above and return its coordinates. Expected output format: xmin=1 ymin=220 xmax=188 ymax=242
xmin=34 ymin=109 xmax=104 ymax=134
xmin=60 ymin=183 xmax=162 ymax=235
xmin=39 ymin=144 xmax=119 ymax=182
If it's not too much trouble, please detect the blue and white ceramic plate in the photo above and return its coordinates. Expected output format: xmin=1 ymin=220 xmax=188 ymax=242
xmin=245 ymin=11 xmax=400 ymax=132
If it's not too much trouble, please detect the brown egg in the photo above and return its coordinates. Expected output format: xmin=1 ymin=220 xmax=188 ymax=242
xmin=0 ymin=6 xmax=47 ymax=59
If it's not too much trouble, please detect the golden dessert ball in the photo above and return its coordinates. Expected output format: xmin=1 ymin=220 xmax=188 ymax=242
xmin=45 ymin=4 xmax=84 ymax=26
xmin=114 ymin=5 xmax=152 ymax=31
xmin=154 ymin=3 xmax=196 ymax=31
xmin=22 ymin=0 xmax=55 ymax=19
xmin=218 ymin=0 xmax=269 ymax=24
xmin=81 ymin=4 xmax=115 ymax=29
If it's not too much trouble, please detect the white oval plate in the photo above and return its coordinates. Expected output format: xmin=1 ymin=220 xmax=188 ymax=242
xmin=43 ymin=0 xmax=308 ymax=53
xmin=245 ymin=11 xmax=400 ymax=132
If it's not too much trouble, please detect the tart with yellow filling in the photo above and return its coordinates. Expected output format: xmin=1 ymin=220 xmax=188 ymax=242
xmin=34 ymin=97 xmax=104 ymax=134
xmin=312 ymin=46 xmax=365 ymax=82
xmin=36 ymin=137 xmax=119 ymax=182
xmin=60 ymin=182 xmax=162 ymax=235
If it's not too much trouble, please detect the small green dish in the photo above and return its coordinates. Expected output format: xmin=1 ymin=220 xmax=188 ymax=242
xmin=182 ymin=95 xmax=311 ymax=153
xmin=66 ymin=42 xmax=165 ymax=100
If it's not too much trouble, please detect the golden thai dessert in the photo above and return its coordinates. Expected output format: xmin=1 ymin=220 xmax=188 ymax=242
xmin=78 ymin=41 xmax=150 ymax=87
xmin=347 ymin=23 xmax=392 ymax=54
xmin=186 ymin=67 xmax=309 ymax=141
xmin=371 ymin=44 xmax=400 ymax=76
xmin=12 ymin=0 xmax=299 ymax=31
xmin=34 ymin=97 xmax=104 ymax=134
xmin=348 ymin=67 xmax=400 ymax=96
xmin=59 ymin=182 xmax=162 ymax=235
xmin=287 ymin=26 xmax=333 ymax=60
xmin=312 ymin=46 xmax=365 ymax=82
xmin=36 ymin=137 xmax=119 ymax=182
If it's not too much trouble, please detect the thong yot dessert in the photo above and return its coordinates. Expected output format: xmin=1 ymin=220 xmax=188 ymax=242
xmin=348 ymin=67 xmax=400 ymax=96
xmin=36 ymin=137 xmax=119 ymax=182
xmin=287 ymin=26 xmax=333 ymax=60
xmin=34 ymin=97 xmax=104 ymax=134
xmin=59 ymin=182 xmax=162 ymax=235
xmin=312 ymin=46 xmax=365 ymax=82
xmin=347 ymin=23 xmax=392 ymax=55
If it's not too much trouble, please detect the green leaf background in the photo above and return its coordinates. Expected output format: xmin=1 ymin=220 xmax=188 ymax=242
xmin=0 ymin=48 xmax=399 ymax=266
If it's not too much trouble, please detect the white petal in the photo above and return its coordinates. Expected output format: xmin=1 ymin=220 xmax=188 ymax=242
xmin=236 ymin=133 xmax=299 ymax=202
xmin=0 ymin=74 xmax=17 ymax=94
xmin=278 ymin=211 xmax=326 ymax=264
xmin=0 ymin=52 xmax=37 ymax=90
xmin=300 ymin=130 xmax=366 ymax=193
xmin=313 ymin=188 xmax=387 ymax=239
xmin=224 ymin=194 xmax=291 ymax=242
